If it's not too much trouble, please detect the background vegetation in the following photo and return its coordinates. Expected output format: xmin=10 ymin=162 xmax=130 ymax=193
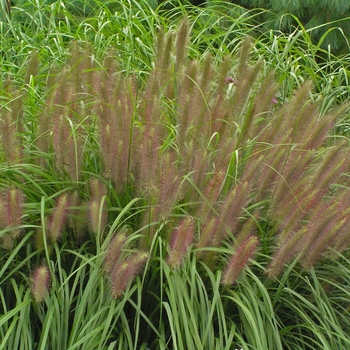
xmin=1 ymin=0 xmax=350 ymax=349
xmin=183 ymin=0 xmax=350 ymax=54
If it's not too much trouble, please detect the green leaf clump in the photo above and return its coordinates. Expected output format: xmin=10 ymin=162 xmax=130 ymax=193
xmin=1 ymin=2 xmax=350 ymax=349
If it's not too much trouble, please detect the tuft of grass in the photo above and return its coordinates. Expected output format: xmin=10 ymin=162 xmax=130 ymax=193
xmin=1 ymin=1 xmax=350 ymax=348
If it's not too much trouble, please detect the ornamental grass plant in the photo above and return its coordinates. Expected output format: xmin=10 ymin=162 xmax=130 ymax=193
xmin=1 ymin=1 xmax=350 ymax=349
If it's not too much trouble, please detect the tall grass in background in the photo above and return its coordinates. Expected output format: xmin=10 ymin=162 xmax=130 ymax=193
xmin=1 ymin=1 xmax=350 ymax=349
xmin=2 ymin=0 xmax=350 ymax=112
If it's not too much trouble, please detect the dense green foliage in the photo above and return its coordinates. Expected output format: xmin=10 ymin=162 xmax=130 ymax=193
xmin=234 ymin=0 xmax=350 ymax=53
xmin=1 ymin=1 xmax=350 ymax=349
xmin=182 ymin=0 xmax=350 ymax=54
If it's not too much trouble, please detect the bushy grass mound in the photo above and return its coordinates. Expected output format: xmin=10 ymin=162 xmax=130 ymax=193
xmin=1 ymin=1 xmax=350 ymax=349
